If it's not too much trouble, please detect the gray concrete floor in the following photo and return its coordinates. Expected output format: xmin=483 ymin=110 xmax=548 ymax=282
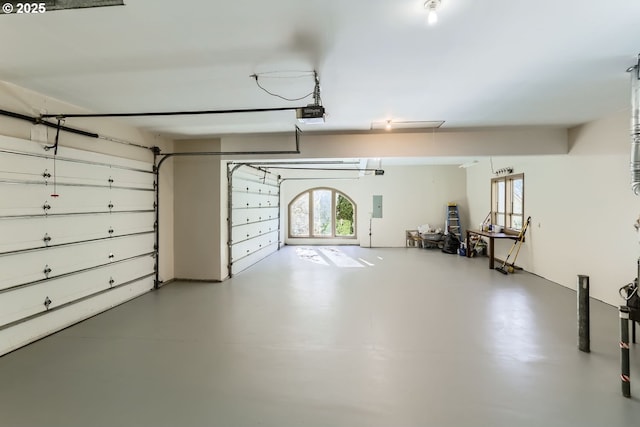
xmin=1 ymin=246 xmax=639 ymax=427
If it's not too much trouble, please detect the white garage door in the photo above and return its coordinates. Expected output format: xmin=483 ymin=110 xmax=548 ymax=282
xmin=0 ymin=135 xmax=156 ymax=356
xmin=229 ymin=165 xmax=280 ymax=275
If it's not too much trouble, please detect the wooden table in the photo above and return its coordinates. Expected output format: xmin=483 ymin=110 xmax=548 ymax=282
xmin=466 ymin=229 xmax=521 ymax=269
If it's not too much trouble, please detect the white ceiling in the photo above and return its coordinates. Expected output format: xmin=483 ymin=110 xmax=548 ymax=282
xmin=1 ymin=0 xmax=639 ymax=139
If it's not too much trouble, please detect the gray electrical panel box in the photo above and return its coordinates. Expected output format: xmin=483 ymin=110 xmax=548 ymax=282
xmin=372 ymin=195 xmax=383 ymax=218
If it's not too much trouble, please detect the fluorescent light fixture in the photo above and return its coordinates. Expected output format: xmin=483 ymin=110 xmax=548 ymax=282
xmin=371 ymin=120 xmax=444 ymax=131
xmin=459 ymin=160 xmax=479 ymax=169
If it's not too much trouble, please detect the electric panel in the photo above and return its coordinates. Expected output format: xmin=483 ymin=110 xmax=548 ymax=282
xmin=372 ymin=195 xmax=383 ymax=218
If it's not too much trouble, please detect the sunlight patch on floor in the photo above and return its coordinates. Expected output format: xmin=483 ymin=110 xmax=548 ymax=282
xmin=295 ymin=247 xmax=369 ymax=268
xmin=319 ymin=248 xmax=364 ymax=268
xmin=295 ymin=247 xmax=329 ymax=265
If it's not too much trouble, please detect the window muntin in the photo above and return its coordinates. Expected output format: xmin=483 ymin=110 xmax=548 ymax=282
xmin=313 ymin=189 xmax=332 ymax=236
xmin=494 ymin=180 xmax=506 ymax=227
xmin=290 ymin=192 xmax=310 ymax=236
xmin=289 ymin=189 xmax=356 ymax=238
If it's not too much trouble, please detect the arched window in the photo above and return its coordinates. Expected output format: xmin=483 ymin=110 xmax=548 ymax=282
xmin=289 ymin=188 xmax=356 ymax=238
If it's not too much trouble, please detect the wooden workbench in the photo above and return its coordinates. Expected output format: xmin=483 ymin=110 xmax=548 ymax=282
xmin=466 ymin=229 xmax=521 ymax=269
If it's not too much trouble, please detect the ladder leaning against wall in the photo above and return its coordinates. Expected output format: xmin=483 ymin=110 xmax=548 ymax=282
xmin=446 ymin=203 xmax=462 ymax=240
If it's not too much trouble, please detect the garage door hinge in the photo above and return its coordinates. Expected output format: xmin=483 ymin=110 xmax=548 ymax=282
xmin=43 ymin=202 xmax=51 ymax=213
xmin=108 ymin=253 xmax=115 ymax=261
xmin=44 ymin=297 xmax=52 ymax=310
xmin=109 ymin=277 xmax=115 ymax=288
xmin=42 ymin=169 xmax=51 ymax=180
xmin=43 ymin=233 xmax=51 ymax=246
xmin=108 ymin=177 xmax=114 ymax=187
xmin=108 ymin=201 xmax=114 ymax=211
xmin=43 ymin=265 xmax=52 ymax=278
xmin=108 ymin=227 xmax=114 ymax=236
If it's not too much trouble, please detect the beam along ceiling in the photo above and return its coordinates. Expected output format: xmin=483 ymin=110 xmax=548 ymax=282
xmin=1 ymin=0 xmax=639 ymax=139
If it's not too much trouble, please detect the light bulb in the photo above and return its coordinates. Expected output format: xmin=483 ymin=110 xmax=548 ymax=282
xmin=424 ymin=0 xmax=440 ymax=26
xmin=385 ymin=120 xmax=392 ymax=131
xmin=427 ymin=9 xmax=438 ymax=25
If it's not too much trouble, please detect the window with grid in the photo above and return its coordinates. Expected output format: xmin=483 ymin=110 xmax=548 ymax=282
xmin=289 ymin=188 xmax=356 ymax=238
xmin=491 ymin=174 xmax=524 ymax=230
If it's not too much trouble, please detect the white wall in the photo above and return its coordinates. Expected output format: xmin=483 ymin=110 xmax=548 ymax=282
xmin=466 ymin=109 xmax=640 ymax=306
xmin=173 ymin=139 xmax=224 ymax=281
xmin=281 ymin=165 xmax=467 ymax=247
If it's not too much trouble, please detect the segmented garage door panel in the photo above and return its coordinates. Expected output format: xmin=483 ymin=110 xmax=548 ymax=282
xmin=230 ymin=218 xmax=279 ymax=243
xmin=231 ymin=207 xmax=279 ymax=226
xmin=0 ymin=256 xmax=154 ymax=327
xmin=0 ymin=152 xmax=50 ymax=181
xmin=0 ymin=211 xmax=154 ymax=253
xmin=0 ymin=135 xmax=155 ymax=356
xmin=230 ymin=231 xmax=278 ymax=260
xmin=231 ymin=192 xmax=279 ymax=209
xmin=0 ymin=232 xmax=154 ymax=290
xmin=48 ymin=161 xmax=154 ymax=188
xmin=0 ymin=185 xmax=50 ymax=216
xmin=229 ymin=165 xmax=280 ymax=275
xmin=0 ymin=276 xmax=154 ymax=354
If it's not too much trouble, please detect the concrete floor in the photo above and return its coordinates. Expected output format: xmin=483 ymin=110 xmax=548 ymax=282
xmin=1 ymin=246 xmax=639 ymax=427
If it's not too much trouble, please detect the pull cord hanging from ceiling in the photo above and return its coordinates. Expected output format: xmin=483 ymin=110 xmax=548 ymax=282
xmin=43 ymin=118 xmax=64 ymax=197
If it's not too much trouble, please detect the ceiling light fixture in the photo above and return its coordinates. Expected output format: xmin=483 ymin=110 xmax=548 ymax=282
xmin=424 ymin=0 xmax=441 ymax=25
xmin=370 ymin=120 xmax=444 ymax=131
xmin=459 ymin=160 xmax=479 ymax=169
